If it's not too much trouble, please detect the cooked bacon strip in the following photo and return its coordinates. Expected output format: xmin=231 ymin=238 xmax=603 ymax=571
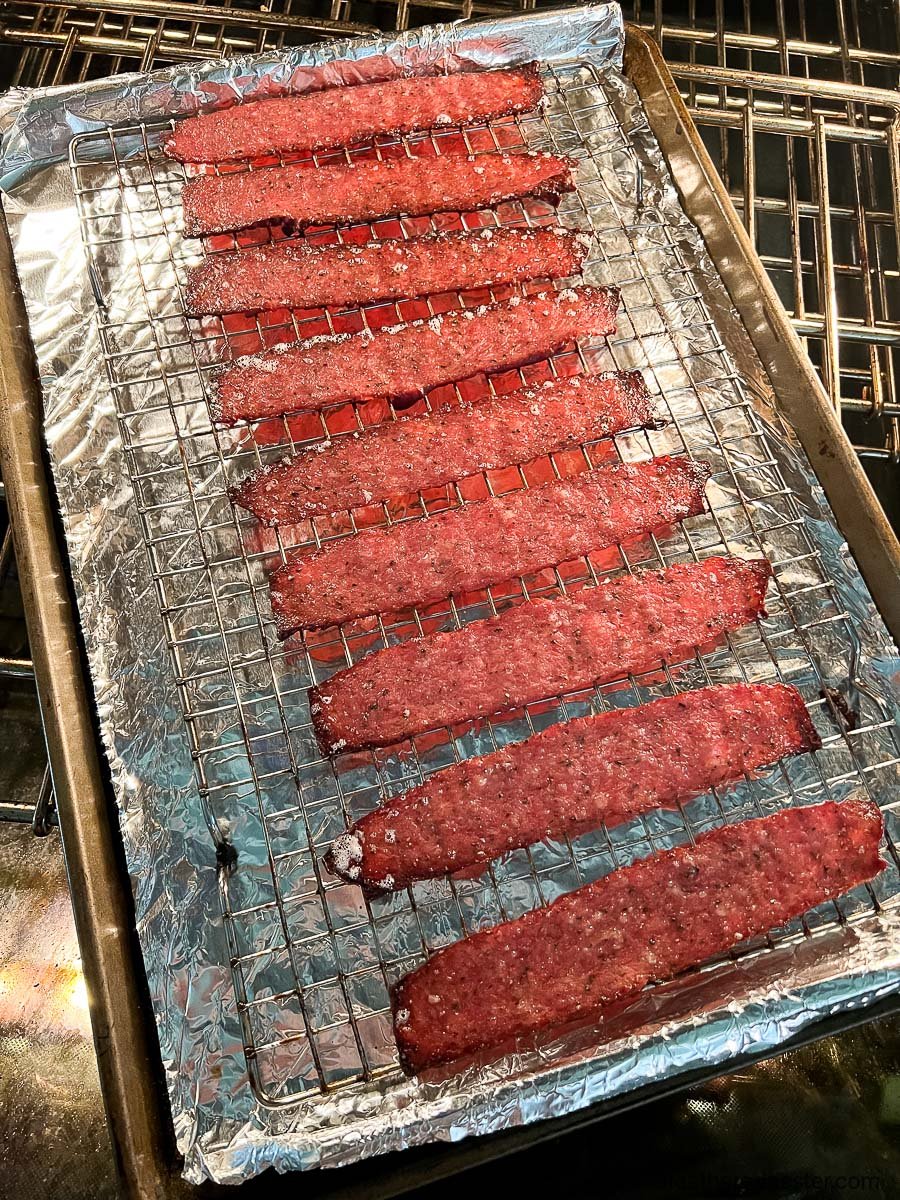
xmin=185 ymin=226 xmax=587 ymax=316
xmin=233 ymin=371 xmax=655 ymax=524
xmin=182 ymin=150 xmax=575 ymax=237
xmin=326 ymin=683 xmax=822 ymax=891
xmin=166 ymin=65 xmax=545 ymax=163
xmin=310 ymin=555 xmax=772 ymax=754
xmin=211 ymin=286 xmax=619 ymax=424
xmin=272 ymin=456 xmax=710 ymax=633
xmin=393 ymin=797 xmax=883 ymax=1072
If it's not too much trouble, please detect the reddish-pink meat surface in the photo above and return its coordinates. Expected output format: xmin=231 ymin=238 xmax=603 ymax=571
xmin=233 ymin=371 xmax=656 ymax=524
xmin=166 ymin=65 xmax=545 ymax=163
xmin=186 ymin=226 xmax=587 ymax=315
xmin=211 ymin=286 xmax=619 ymax=424
xmin=310 ymin=555 xmax=773 ymax=754
xmin=271 ymin=456 xmax=710 ymax=633
xmin=182 ymin=150 xmax=575 ymax=237
xmin=326 ymin=683 xmax=821 ymax=891
xmin=393 ymin=797 xmax=884 ymax=1072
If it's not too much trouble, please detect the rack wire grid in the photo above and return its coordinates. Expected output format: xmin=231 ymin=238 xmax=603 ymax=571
xmin=69 ymin=59 xmax=900 ymax=1106
xmin=0 ymin=480 xmax=55 ymax=829
xmin=654 ymin=8 xmax=900 ymax=477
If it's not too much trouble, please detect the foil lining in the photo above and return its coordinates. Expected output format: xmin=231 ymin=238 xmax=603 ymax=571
xmin=1 ymin=3 xmax=900 ymax=1185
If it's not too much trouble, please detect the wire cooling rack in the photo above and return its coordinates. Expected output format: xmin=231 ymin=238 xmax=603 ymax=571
xmin=70 ymin=60 xmax=900 ymax=1106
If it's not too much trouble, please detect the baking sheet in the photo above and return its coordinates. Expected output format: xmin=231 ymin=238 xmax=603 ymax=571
xmin=1 ymin=3 xmax=900 ymax=1184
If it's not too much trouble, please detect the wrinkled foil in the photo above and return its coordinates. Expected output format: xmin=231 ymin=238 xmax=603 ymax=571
xmin=2 ymin=4 xmax=900 ymax=1186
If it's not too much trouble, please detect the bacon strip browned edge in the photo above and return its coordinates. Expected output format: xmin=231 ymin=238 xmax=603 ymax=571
xmin=325 ymin=682 xmax=822 ymax=891
xmin=231 ymin=371 xmax=656 ymax=524
xmin=182 ymin=149 xmax=576 ymax=238
xmin=165 ymin=65 xmax=545 ymax=163
xmin=309 ymin=555 xmax=773 ymax=755
xmin=185 ymin=226 xmax=589 ymax=316
xmin=210 ymin=286 xmax=619 ymax=424
xmin=270 ymin=455 xmax=710 ymax=633
xmin=392 ymin=797 xmax=885 ymax=1073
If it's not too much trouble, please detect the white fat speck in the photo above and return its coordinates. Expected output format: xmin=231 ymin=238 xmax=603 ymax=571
xmin=392 ymin=263 xmax=409 ymax=273
xmin=384 ymin=829 xmax=396 ymax=844
xmin=361 ymin=489 xmax=373 ymax=502
xmin=329 ymin=830 xmax=363 ymax=877
xmin=427 ymin=994 xmax=441 ymax=1004
xmin=434 ymin=113 xmax=452 ymax=124
xmin=251 ymin=357 xmax=279 ymax=373
xmin=557 ymin=287 xmax=578 ymax=301
xmin=376 ymin=874 xmax=394 ymax=890
xmin=320 ymin=694 xmax=332 ymax=704
xmin=395 ymin=1008 xmax=410 ymax=1025
xmin=508 ymin=295 xmax=520 ymax=307
xmin=331 ymin=738 xmax=347 ymax=752
xmin=402 ymin=708 xmax=410 ymax=718
xmin=310 ymin=701 xmax=321 ymax=715
xmin=428 ymin=316 xmax=443 ymax=334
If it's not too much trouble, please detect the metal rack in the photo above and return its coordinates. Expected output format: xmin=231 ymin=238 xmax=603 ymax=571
xmin=0 ymin=0 xmax=378 ymax=83
xmin=0 ymin=483 xmax=54 ymax=828
xmin=69 ymin=57 xmax=900 ymax=1105
xmin=0 ymin=483 xmax=35 ymax=821
xmin=659 ymin=42 xmax=900 ymax=473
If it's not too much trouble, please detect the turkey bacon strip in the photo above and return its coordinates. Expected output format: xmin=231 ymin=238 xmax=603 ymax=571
xmin=393 ymin=797 xmax=884 ymax=1072
xmin=211 ymin=286 xmax=619 ymax=424
xmin=182 ymin=149 xmax=575 ymax=237
xmin=185 ymin=226 xmax=587 ymax=316
xmin=326 ymin=682 xmax=822 ymax=891
xmin=232 ymin=371 xmax=656 ymax=524
xmin=271 ymin=455 xmax=710 ymax=633
xmin=310 ymin=555 xmax=773 ymax=754
xmin=166 ymin=65 xmax=546 ymax=163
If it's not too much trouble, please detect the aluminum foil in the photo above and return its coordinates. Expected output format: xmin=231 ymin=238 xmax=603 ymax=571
xmin=2 ymin=4 xmax=900 ymax=1185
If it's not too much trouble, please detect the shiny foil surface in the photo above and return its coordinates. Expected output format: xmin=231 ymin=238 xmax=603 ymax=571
xmin=1 ymin=4 xmax=900 ymax=1185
